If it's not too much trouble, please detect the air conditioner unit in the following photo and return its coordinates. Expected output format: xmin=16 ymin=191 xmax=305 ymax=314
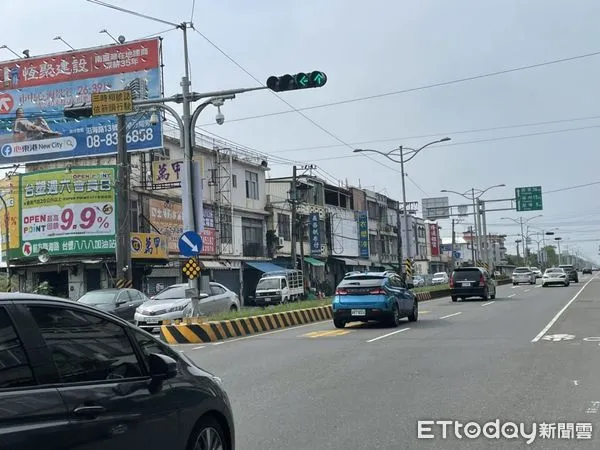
xmin=278 ymin=237 xmax=285 ymax=247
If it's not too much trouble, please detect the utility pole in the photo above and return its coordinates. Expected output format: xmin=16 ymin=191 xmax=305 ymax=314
xmin=471 ymin=188 xmax=480 ymax=263
xmin=450 ymin=219 xmax=456 ymax=270
xmin=115 ymin=114 xmax=132 ymax=286
xmin=469 ymin=226 xmax=475 ymax=264
xmin=290 ymin=165 xmax=298 ymax=269
xmin=396 ymin=206 xmax=403 ymax=266
xmin=480 ymin=200 xmax=489 ymax=268
xmin=400 ymin=149 xmax=411 ymax=263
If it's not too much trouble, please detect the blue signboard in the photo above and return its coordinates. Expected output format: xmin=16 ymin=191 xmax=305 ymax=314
xmin=0 ymin=39 xmax=162 ymax=164
xmin=309 ymin=212 xmax=321 ymax=256
xmin=357 ymin=211 xmax=369 ymax=258
xmin=178 ymin=231 xmax=203 ymax=257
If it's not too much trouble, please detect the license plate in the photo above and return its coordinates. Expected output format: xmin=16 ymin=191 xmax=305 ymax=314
xmin=351 ymin=309 xmax=366 ymax=316
xmin=145 ymin=319 xmax=159 ymax=324
xmin=264 ymin=297 xmax=271 ymax=302
xmin=461 ymin=282 xmax=471 ymax=287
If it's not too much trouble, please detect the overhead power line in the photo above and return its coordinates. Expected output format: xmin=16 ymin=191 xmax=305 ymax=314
xmin=198 ymin=49 xmax=600 ymax=127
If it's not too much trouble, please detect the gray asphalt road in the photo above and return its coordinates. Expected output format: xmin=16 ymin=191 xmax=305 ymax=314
xmin=174 ymin=276 xmax=600 ymax=449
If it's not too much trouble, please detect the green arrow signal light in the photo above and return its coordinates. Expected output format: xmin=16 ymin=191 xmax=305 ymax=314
xmin=266 ymin=71 xmax=327 ymax=92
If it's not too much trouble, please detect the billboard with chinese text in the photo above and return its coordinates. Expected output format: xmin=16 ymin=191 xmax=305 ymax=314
xmin=309 ymin=212 xmax=321 ymax=256
xmin=0 ymin=176 xmax=20 ymax=260
xmin=357 ymin=211 xmax=369 ymax=258
xmin=19 ymin=166 xmax=116 ymax=258
xmin=148 ymin=198 xmax=217 ymax=255
xmin=429 ymin=223 xmax=440 ymax=256
xmin=130 ymin=232 xmax=168 ymax=260
xmin=0 ymin=39 xmax=162 ymax=164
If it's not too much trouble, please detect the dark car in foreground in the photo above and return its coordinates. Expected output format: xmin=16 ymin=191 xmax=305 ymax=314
xmin=559 ymin=264 xmax=579 ymax=283
xmin=449 ymin=267 xmax=497 ymax=302
xmin=0 ymin=293 xmax=235 ymax=450
xmin=332 ymin=272 xmax=418 ymax=328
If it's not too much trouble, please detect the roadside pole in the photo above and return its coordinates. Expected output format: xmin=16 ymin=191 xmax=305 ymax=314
xmin=115 ymin=114 xmax=132 ymax=287
xmin=290 ymin=165 xmax=298 ymax=269
xmin=450 ymin=219 xmax=456 ymax=270
xmin=480 ymin=200 xmax=489 ymax=268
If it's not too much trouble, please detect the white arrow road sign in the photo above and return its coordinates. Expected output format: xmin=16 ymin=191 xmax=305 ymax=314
xmin=542 ymin=334 xmax=576 ymax=342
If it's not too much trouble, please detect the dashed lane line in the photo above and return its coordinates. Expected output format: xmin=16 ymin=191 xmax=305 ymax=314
xmin=440 ymin=312 xmax=462 ymax=319
xmin=366 ymin=327 xmax=411 ymax=343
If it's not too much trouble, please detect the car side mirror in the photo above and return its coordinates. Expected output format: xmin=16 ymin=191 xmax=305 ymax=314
xmin=148 ymin=353 xmax=178 ymax=380
xmin=200 ymin=293 xmax=209 ymax=299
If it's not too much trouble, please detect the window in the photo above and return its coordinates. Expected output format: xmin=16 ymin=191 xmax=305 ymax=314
xmin=245 ymin=171 xmax=259 ymax=200
xmin=242 ymin=217 xmax=264 ymax=257
xmin=0 ymin=308 xmax=35 ymax=388
xmin=209 ymin=168 xmax=218 ymax=185
xmin=28 ymin=306 xmax=144 ymax=383
xmin=210 ymin=285 xmax=226 ymax=296
xmin=232 ymin=174 xmax=237 ymax=188
xmin=154 ymin=285 xmax=187 ymax=300
xmin=278 ymin=213 xmax=291 ymax=241
xmin=131 ymin=328 xmax=178 ymax=367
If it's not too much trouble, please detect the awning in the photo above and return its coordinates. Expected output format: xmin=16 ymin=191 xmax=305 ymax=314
xmin=245 ymin=261 xmax=288 ymax=273
xmin=355 ymin=259 xmax=371 ymax=267
xmin=333 ymin=257 xmax=357 ymax=266
xmin=200 ymin=260 xmax=229 ymax=270
xmin=304 ymin=257 xmax=325 ymax=267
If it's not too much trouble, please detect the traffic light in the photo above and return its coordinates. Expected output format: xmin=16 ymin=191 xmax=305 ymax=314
xmin=266 ymin=71 xmax=327 ymax=92
xmin=64 ymin=104 xmax=93 ymax=119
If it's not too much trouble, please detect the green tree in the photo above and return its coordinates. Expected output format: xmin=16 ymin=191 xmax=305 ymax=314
xmin=542 ymin=246 xmax=558 ymax=267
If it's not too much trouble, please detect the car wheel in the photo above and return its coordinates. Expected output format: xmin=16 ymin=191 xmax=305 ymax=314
xmin=229 ymin=304 xmax=238 ymax=312
xmin=389 ymin=304 xmax=400 ymax=328
xmin=188 ymin=415 xmax=228 ymax=450
xmin=481 ymin=288 xmax=489 ymax=301
xmin=542 ymin=283 xmax=546 ymax=287
xmin=451 ymin=296 xmax=458 ymax=302
xmin=513 ymin=283 xmax=517 ymax=286
xmin=490 ymin=290 xmax=496 ymax=300
xmin=408 ymin=302 xmax=418 ymax=322
xmin=333 ymin=317 xmax=346 ymax=329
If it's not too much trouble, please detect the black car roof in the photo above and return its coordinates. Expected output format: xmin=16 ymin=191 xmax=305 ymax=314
xmin=0 ymin=292 xmax=72 ymax=303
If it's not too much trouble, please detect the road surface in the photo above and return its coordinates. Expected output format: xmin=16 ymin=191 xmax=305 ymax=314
xmin=173 ymin=275 xmax=600 ymax=449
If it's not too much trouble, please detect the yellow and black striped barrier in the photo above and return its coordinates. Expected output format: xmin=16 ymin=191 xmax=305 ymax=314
xmin=160 ymin=305 xmax=334 ymax=344
xmin=115 ymin=278 xmax=132 ymax=288
xmin=415 ymin=292 xmax=432 ymax=301
xmin=404 ymin=259 xmax=413 ymax=278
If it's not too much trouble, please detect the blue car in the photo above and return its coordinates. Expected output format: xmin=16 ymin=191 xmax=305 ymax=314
xmin=332 ymin=272 xmax=418 ymax=328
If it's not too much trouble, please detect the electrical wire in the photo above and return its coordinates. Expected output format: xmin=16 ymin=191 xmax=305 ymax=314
xmin=269 ymin=114 xmax=600 ymax=154
xmin=85 ymin=0 xmax=180 ymax=28
xmin=198 ymin=49 xmax=600 ymax=127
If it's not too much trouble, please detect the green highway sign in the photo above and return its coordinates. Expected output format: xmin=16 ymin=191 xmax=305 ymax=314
xmin=515 ymin=186 xmax=543 ymax=212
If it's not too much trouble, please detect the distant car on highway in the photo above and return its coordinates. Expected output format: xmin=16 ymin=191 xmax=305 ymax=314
xmin=78 ymin=288 xmax=149 ymax=322
xmin=512 ymin=267 xmax=536 ymax=285
xmin=582 ymin=267 xmax=593 ymax=275
xmin=135 ymin=282 xmax=240 ymax=332
xmin=431 ymin=272 xmax=449 ymax=285
xmin=558 ymin=264 xmax=579 ymax=283
xmin=449 ymin=267 xmax=496 ymax=302
xmin=331 ymin=272 xmax=418 ymax=328
xmin=0 ymin=292 xmax=235 ymax=450
xmin=412 ymin=275 xmax=425 ymax=287
xmin=541 ymin=267 xmax=570 ymax=287
xmin=530 ymin=267 xmax=542 ymax=278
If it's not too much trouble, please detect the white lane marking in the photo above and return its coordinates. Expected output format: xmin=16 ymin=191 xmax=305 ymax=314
xmin=367 ymin=327 xmax=410 ymax=343
xmin=531 ymin=277 xmax=596 ymax=343
xmin=440 ymin=312 xmax=462 ymax=319
xmin=192 ymin=345 xmax=206 ymax=350
xmin=573 ymin=380 xmax=580 ymax=386
xmin=524 ymin=289 xmax=531 ymax=293
xmin=542 ymin=334 xmax=576 ymax=341
xmin=512 ymin=286 xmax=519 ymax=289
xmin=586 ymin=401 xmax=600 ymax=414
xmin=508 ymin=294 xmax=516 ymax=298
xmin=481 ymin=301 xmax=495 ymax=307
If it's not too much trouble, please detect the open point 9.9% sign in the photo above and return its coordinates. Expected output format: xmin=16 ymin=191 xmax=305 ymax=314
xmin=57 ymin=205 xmax=113 ymax=231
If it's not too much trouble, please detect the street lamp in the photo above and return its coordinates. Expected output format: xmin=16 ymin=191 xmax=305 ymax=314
xmin=501 ymin=215 xmax=542 ymax=265
xmin=441 ymin=184 xmax=505 ymax=266
xmin=353 ymin=137 xmax=450 ymax=273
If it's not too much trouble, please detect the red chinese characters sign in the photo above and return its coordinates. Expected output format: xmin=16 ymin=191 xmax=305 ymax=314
xmin=148 ymin=199 xmax=216 ymax=255
xmin=0 ymin=39 xmax=160 ymax=89
xmin=429 ymin=223 xmax=440 ymax=256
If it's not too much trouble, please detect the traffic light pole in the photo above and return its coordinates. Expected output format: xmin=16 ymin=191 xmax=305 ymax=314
xmin=290 ymin=165 xmax=298 ymax=269
xmin=115 ymin=114 xmax=132 ymax=286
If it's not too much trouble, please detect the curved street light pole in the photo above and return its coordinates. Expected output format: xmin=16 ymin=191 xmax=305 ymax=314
xmin=501 ymin=215 xmax=543 ymax=266
xmin=441 ymin=184 xmax=505 ymax=267
xmin=354 ymin=137 xmax=450 ymax=273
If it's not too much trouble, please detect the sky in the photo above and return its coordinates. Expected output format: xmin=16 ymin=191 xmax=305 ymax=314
xmin=2 ymin=0 xmax=600 ymax=263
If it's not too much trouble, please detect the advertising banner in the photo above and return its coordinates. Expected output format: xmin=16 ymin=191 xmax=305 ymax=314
xmin=19 ymin=166 xmax=116 ymax=258
xmin=429 ymin=223 xmax=440 ymax=256
xmin=309 ymin=212 xmax=321 ymax=256
xmin=357 ymin=211 xmax=369 ymax=258
xmin=130 ymin=232 xmax=168 ymax=260
xmin=0 ymin=176 xmax=20 ymax=260
xmin=0 ymin=39 xmax=162 ymax=164
xmin=148 ymin=199 xmax=217 ymax=255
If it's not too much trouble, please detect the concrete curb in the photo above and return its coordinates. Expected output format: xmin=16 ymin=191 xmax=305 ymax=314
xmin=160 ymin=305 xmax=333 ymax=344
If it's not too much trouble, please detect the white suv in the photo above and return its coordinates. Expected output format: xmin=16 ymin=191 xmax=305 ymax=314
xmin=512 ymin=267 xmax=536 ymax=285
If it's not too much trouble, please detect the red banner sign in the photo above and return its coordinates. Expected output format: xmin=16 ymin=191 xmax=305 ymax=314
xmin=429 ymin=223 xmax=440 ymax=256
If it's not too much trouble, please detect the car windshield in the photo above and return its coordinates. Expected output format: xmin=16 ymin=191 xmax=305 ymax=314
xmin=514 ymin=268 xmax=530 ymax=273
xmin=452 ymin=270 xmax=481 ymax=281
xmin=256 ymin=278 xmax=281 ymax=290
xmin=530 ymin=267 xmax=539 ymax=271
xmin=433 ymin=273 xmax=446 ymax=278
xmin=559 ymin=265 xmax=574 ymax=269
xmin=338 ymin=276 xmax=385 ymax=288
xmin=78 ymin=291 xmax=117 ymax=304
xmin=153 ymin=285 xmax=188 ymax=301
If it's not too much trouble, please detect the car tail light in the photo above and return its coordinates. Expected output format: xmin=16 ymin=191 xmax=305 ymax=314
xmin=335 ymin=288 xmax=348 ymax=295
xmin=369 ymin=288 xmax=386 ymax=295
xmin=479 ymin=275 xmax=485 ymax=287
xmin=449 ymin=276 xmax=454 ymax=288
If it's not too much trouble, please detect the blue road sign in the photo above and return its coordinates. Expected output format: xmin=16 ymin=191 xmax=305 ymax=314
xmin=178 ymin=231 xmax=203 ymax=257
